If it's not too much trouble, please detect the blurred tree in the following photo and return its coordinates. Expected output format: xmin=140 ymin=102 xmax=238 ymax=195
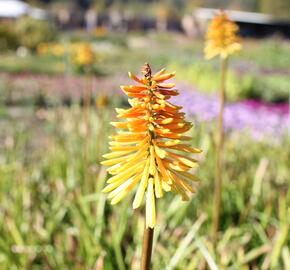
xmin=22 ymin=0 xmax=290 ymax=17
xmin=15 ymin=17 xmax=57 ymax=50
xmin=188 ymin=0 xmax=290 ymax=16
xmin=258 ymin=0 xmax=290 ymax=18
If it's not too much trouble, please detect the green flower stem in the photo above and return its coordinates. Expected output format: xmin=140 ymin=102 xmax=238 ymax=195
xmin=83 ymin=67 xmax=92 ymax=192
xmin=212 ymin=57 xmax=228 ymax=242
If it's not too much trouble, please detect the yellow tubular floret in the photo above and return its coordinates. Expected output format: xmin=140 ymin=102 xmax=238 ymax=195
xmin=101 ymin=155 xmax=134 ymax=166
xmin=149 ymin=146 xmax=156 ymax=175
xmin=107 ymin=173 xmax=143 ymax=200
xmin=152 ymin=72 xmax=176 ymax=82
xmin=154 ymin=171 xmax=163 ymax=198
xmin=169 ymin=171 xmax=195 ymax=193
xmin=176 ymin=171 xmax=200 ymax=182
xmin=106 ymin=162 xmax=144 ymax=184
xmin=133 ymin=158 xmax=150 ymax=209
xmin=102 ymin=150 xmax=135 ymax=159
xmin=153 ymin=143 xmax=167 ymax=159
xmin=152 ymin=68 xmax=166 ymax=79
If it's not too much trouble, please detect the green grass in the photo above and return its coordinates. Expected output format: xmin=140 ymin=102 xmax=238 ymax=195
xmin=240 ymin=39 xmax=290 ymax=69
xmin=0 ymin=104 xmax=289 ymax=269
xmin=0 ymin=31 xmax=289 ymax=269
xmin=0 ymin=54 xmax=66 ymax=75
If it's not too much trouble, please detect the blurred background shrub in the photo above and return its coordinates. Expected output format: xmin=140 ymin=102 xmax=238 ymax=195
xmin=168 ymin=61 xmax=289 ymax=102
xmin=0 ymin=17 xmax=57 ymax=51
xmin=0 ymin=23 xmax=18 ymax=51
xmin=15 ymin=17 xmax=57 ymax=50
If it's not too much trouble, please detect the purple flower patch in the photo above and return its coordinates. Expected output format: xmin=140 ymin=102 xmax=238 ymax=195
xmin=173 ymin=83 xmax=289 ymax=140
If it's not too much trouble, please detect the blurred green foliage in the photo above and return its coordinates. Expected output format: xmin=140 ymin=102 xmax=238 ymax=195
xmin=0 ymin=29 xmax=289 ymax=269
xmin=36 ymin=0 xmax=290 ymax=19
xmin=0 ymin=23 xmax=18 ymax=51
xmin=0 ymin=105 xmax=289 ymax=269
xmin=255 ymin=74 xmax=290 ymax=102
xmin=168 ymin=61 xmax=254 ymax=101
xmin=0 ymin=33 xmax=289 ymax=103
xmin=241 ymin=39 xmax=290 ymax=69
xmin=0 ymin=54 xmax=65 ymax=74
xmin=15 ymin=17 xmax=57 ymax=50
xmin=0 ymin=17 xmax=57 ymax=52
xmin=169 ymin=61 xmax=290 ymax=102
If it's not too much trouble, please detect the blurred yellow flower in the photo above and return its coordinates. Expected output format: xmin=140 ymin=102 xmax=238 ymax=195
xmin=93 ymin=26 xmax=106 ymax=37
xmin=101 ymin=64 xmax=202 ymax=228
xmin=96 ymin=93 xmax=108 ymax=108
xmin=204 ymin=10 xmax=241 ymax=59
xmin=37 ymin=42 xmax=96 ymax=67
xmin=73 ymin=42 xmax=95 ymax=66
xmin=52 ymin=44 xmax=64 ymax=56
xmin=36 ymin=42 xmax=50 ymax=55
xmin=36 ymin=42 xmax=64 ymax=57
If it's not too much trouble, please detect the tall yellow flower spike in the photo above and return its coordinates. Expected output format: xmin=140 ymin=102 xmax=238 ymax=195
xmin=101 ymin=64 xmax=202 ymax=228
xmin=204 ymin=10 xmax=241 ymax=59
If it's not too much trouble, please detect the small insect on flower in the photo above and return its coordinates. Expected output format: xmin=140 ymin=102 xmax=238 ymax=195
xmin=204 ymin=10 xmax=241 ymax=59
xmin=101 ymin=64 xmax=202 ymax=228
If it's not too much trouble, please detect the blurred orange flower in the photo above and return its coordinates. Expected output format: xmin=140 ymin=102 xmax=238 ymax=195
xmin=101 ymin=64 xmax=202 ymax=228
